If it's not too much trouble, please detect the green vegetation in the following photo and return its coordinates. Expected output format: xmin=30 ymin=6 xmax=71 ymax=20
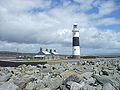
xmin=50 ymin=73 xmax=59 ymax=78
xmin=0 ymin=58 xmax=96 ymax=62
xmin=0 ymin=51 xmax=35 ymax=57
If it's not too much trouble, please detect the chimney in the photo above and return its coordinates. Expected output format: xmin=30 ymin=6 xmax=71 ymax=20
xmin=54 ymin=50 xmax=56 ymax=52
xmin=50 ymin=49 xmax=52 ymax=53
xmin=40 ymin=47 xmax=42 ymax=52
xmin=46 ymin=49 xmax=48 ymax=52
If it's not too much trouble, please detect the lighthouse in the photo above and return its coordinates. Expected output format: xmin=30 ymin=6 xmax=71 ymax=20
xmin=72 ymin=23 xmax=80 ymax=59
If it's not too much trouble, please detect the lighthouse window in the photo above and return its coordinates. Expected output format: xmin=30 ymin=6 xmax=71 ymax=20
xmin=74 ymin=25 xmax=77 ymax=28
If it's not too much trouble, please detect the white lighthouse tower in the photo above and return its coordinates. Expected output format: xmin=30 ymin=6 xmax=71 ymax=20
xmin=72 ymin=23 xmax=80 ymax=59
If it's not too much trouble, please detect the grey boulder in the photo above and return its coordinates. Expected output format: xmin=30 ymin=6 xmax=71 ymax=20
xmin=0 ymin=73 xmax=12 ymax=82
xmin=13 ymin=77 xmax=35 ymax=88
xmin=92 ymin=74 xmax=118 ymax=89
xmin=85 ymin=77 xmax=96 ymax=85
xmin=0 ymin=81 xmax=19 ymax=90
xmin=81 ymin=72 xmax=93 ymax=79
xmin=70 ymin=82 xmax=85 ymax=90
xmin=43 ymin=76 xmax=63 ymax=90
xmin=103 ymin=83 xmax=116 ymax=90
xmin=117 ymin=64 xmax=120 ymax=71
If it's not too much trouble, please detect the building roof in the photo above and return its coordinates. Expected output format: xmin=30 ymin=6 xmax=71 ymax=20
xmin=51 ymin=51 xmax=59 ymax=55
xmin=42 ymin=51 xmax=51 ymax=55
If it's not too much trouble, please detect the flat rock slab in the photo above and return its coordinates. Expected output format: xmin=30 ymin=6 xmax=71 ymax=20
xmin=103 ymin=83 xmax=116 ymax=90
xmin=0 ymin=73 xmax=12 ymax=82
xmin=0 ymin=82 xmax=19 ymax=90
xmin=92 ymin=74 xmax=118 ymax=89
xmin=60 ymin=70 xmax=82 ymax=80
xmin=70 ymin=82 xmax=84 ymax=90
xmin=43 ymin=76 xmax=63 ymax=90
xmin=81 ymin=72 xmax=93 ymax=79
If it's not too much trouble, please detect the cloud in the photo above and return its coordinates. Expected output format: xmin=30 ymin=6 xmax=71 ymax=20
xmin=90 ymin=0 xmax=117 ymax=18
xmin=73 ymin=0 xmax=95 ymax=11
xmin=80 ymin=27 xmax=120 ymax=49
xmin=93 ymin=18 xmax=120 ymax=26
xmin=0 ymin=0 xmax=120 ymax=55
xmin=0 ymin=0 xmax=51 ymax=13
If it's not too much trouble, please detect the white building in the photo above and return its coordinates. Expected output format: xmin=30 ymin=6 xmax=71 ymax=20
xmin=34 ymin=48 xmax=60 ymax=60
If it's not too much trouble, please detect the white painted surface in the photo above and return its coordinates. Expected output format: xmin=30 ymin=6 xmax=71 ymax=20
xmin=72 ymin=46 xmax=80 ymax=55
xmin=34 ymin=55 xmax=45 ymax=57
xmin=72 ymin=28 xmax=79 ymax=32
xmin=73 ymin=32 xmax=79 ymax=37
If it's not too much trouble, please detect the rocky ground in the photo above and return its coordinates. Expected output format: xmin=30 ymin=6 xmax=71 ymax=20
xmin=0 ymin=58 xmax=120 ymax=90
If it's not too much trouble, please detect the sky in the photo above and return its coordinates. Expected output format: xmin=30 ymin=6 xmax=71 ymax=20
xmin=0 ymin=0 xmax=120 ymax=56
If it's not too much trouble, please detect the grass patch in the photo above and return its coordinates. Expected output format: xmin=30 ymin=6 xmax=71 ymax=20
xmin=0 ymin=58 xmax=96 ymax=62
xmin=0 ymin=59 xmax=27 ymax=61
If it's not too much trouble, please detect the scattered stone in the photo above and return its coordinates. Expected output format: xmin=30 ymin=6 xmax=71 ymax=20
xmin=0 ymin=73 xmax=12 ymax=82
xmin=43 ymin=76 xmax=63 ymax=90
xmin=66 ymin=81 xmax=75 ymax=89
xmin=60 ymin=70 xmax=81 ymax=81
xmin=0 ymin=58 xmax=120 ymax=90
xmin=92 ymin=74 xmax=118 ymax=89
xmin=59 ymin=85 xmax=69 ymax=90
xmin=13 ymin=76 xmax=35 ymax=88
xmin=103 ymin=83 xmax=116 ymax=90
xmin=0 ymin=82 xmax=19 ymax=90
xmin=117 ymin=64 xmax=120 ymax=71
xmin=81 ymin=84 xmax=95 ymax=90
xmin=0 ymin=68 xmax=10 ymax=75
xmin=96 ymin=85 xmax=102 ymax=90
xmin=70 ymin=82 xmax=84 ymax=90
xmin=81 ymin=72 xmax=93 ymax=79
xmin=64 ymin=74 xmax=81 ymax=85
xmin=101 ymin=70 xmax=109 ymax=76
xmin=25 ymin=82 xmax=36 ymax=90
xmin=39 ymin=88 xmax=51 ymax=90
xmin=85 ymin=77 xmax=96 ymax=85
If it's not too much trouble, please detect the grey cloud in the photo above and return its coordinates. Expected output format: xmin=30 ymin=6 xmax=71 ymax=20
xmin=0 ymin=0 xmax=120 ymax=55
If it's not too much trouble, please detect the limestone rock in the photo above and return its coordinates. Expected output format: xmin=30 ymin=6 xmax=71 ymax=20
xmin=60 ymin=70 xmax=82 ymax=81
xmin=117 ymin=64 xmax=120 ymax=71
xmin=81 ymin=84 xmax=95 ymax=90
xmin=39 ymin=88 xmax=51 ymax=90
xmin=25 ymin=82 xmax=36 ymax=90
xmin=33 ymin=80 xmax=46 ymax=89
xmin=92 ymin=74 xmax=118 ymax=89
xmin=0 ymin=68 xmax=10 ymax=75
xmin=59 ymin=85 xmax=69 ymax=90
xmin=64 ymin=74 xmax=81 ymax=85
xmin=103 ymin=83 xmax=116 ymax=90
xmin=0 ymin=82 xmax=19 ymax=90
xmin=93 ymin=74 xmax=111 ymax=84
xmin=0 ymin=58 xmax=120 ymax=90
xmin=0 ymin=73 xmax=12 ymax=82
xmin=66 ymin=81 xmax=75 ymax=89
xmin=43 ymin=76 xmax=63 ymax=90
xmin=102 ymin=70 xmax=109 ymax=76
xmin=70 ymin=82 xmax=84 ymax=90
xmin=85 ymin=77 xmax=96 ymax=85
xmin=81 ymin=72 xmax=93 ymax=79
xmin=13 ymin=76 xmax=35 ymax=88
xmin=96 ymin=85 xmax=102 ymax=90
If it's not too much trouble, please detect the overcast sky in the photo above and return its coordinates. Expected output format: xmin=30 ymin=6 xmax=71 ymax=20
xmin=0 ymin=0 xmax=120 ymax=55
